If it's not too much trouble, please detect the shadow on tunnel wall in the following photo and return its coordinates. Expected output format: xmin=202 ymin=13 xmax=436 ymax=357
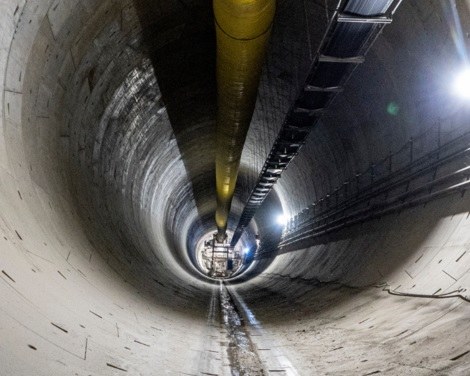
xmin=229 ymin=191 xmax=470 ymax=325
xmin=129 ymin=0 xmax=219 ymax=274
xmin=133 ymin=0 xmax=217 ymax=222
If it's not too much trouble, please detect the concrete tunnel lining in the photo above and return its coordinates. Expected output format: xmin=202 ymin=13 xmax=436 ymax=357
xmin=1 ymin=0 xmax=470 ymax=374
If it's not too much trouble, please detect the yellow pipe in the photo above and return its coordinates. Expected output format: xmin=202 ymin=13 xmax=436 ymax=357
xmin=214 ymin=0 xmax=275 ymax=242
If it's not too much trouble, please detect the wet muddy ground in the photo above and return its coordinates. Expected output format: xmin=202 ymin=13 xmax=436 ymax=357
xmin=219 ymin=283 xmax=266 ymax=375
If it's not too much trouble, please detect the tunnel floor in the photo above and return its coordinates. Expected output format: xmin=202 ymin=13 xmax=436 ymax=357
xmin=157 ymin=281 xmax=470 ymax=376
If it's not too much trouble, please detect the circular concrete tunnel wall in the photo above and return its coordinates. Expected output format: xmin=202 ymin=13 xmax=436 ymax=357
xmin=1 ymin=0 xmax=470 ymax=375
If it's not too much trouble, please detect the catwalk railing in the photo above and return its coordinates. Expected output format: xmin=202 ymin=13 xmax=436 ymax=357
xmin=278 ymin=126 xmax=470 ymax=252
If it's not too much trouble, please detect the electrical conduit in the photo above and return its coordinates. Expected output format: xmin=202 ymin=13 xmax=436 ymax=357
xmin=214 ymin=0 xmax=275 ymax=242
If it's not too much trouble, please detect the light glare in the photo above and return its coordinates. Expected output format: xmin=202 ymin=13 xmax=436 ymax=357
xmin=276 ymin=214 xmax=288 ymax=226
xmin=453 ymin=68 xmax=470 ymax=99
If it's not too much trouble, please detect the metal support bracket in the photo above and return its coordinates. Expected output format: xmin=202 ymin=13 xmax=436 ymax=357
xmin=305 ymin=85 xmax=344 ymax=92
xmin=318 ymin=54 xmax=365 ymax=64
xmin=337 ymin=13 xmax=392 ymax=24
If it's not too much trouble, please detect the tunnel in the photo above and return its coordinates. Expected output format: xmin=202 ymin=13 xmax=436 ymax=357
xmin=1 ymin=0 xmax=470 ymax=374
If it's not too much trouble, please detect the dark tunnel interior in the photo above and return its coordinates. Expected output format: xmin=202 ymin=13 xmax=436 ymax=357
xmin=1 ymin=0 xmax=470 ymax=375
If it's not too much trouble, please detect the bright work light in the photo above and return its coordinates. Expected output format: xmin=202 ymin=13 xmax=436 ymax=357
xmin=276 ymin=214 xmax=288 ymax=226
xmin=453 ymin=68 xmax=470 ymax=99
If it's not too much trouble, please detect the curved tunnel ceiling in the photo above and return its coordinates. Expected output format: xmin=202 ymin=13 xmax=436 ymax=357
xmin=1 ymin=0 xmax=470 ymax=374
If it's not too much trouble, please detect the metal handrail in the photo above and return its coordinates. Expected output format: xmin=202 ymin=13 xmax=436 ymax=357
xmin=280 ymin=127 xmax=470 ymax=251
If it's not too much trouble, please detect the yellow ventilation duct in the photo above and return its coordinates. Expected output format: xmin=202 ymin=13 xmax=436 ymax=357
xmin=214 ymin=0 xmax=276 ymax=243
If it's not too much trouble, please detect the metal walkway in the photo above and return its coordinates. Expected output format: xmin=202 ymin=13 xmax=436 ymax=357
xmin=231 ymin=0 xmax=403 ymax=247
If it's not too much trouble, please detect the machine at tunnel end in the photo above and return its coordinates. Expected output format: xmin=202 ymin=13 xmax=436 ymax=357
xmin=195 ymin=230 xmax=256 ymax=279
xmin=189 ymin=196 xmax=288 ymax=282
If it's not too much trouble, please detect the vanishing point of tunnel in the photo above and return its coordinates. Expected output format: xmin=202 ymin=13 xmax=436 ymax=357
xmin=1 ymin=0 xmax=470 ymax=375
